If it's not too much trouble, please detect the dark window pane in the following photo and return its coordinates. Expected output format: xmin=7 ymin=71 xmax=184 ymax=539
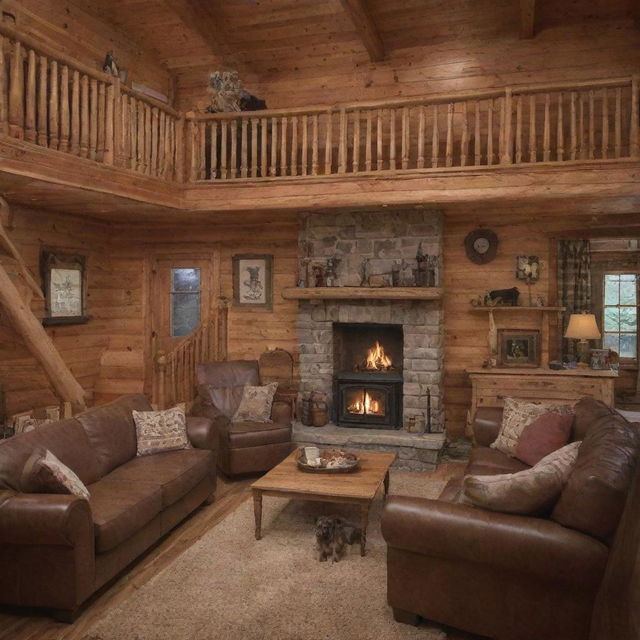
xmin=172 ymin=293 xmax=200 ymax=337
xmin=172 ymin=268 xmax=200 ymax=292
xmin=603 ymin=333 xmax=619 ymax=353
xmin=620 ymin=334 xmax=637 ymax=358
xmin=604 ymin=307 xmax=620 ymax=332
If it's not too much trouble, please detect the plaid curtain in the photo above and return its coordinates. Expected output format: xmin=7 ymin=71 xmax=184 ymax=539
xmin=558 ymin=240 xmax=592 ymax=360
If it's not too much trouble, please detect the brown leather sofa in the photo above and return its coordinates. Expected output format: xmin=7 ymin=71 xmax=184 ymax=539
xmin=192 ymin=360 xmax=293 ymax=476
xmin=381 ymin=398 xmax=640 ymax=640
xmin=0 ymin=394 xmax=217 ymax=621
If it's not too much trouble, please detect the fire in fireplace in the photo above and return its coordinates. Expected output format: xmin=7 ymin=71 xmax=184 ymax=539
xmin=333 ymin=323 xmax=403 ymax=430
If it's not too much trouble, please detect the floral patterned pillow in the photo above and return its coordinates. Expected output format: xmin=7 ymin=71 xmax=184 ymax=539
xmin=491 ymin=397 xmax=574 ymax=457
xmin=232 ymin=382 xmax=278 ymax=423
xmin=21 ymin=448 xmax=90 ymax=499
xmin=132 ymin=403 xmax=191 ymax=457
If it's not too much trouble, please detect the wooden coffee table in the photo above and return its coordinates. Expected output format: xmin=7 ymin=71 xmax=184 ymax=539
xmin=251 ymin=449 xmax=396 ymax=556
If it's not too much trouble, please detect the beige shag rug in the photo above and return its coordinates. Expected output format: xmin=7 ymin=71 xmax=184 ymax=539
xmin=85 ymin=473 xmax=447 ymax=640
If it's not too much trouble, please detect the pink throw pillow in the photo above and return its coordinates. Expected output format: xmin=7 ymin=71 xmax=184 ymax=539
xmin=514 ymin=412 xmax=574 ymax=466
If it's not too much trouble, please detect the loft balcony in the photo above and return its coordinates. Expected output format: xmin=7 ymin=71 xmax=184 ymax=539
xmin=0 ymin=23 xmax=639 ymax=217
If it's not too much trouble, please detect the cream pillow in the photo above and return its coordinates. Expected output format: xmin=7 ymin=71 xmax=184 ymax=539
xmin=132 ymin=403 xmax=190 ymax=457
xmin=460 ymin=441 xmax=580 ymax=515
xmin=492 ymin=397 xmax=574 ymax=456
xmin=21 ymin=448 xmax=90 ymax=499
xmin=232 ymin=382 xmax=278 ymax=423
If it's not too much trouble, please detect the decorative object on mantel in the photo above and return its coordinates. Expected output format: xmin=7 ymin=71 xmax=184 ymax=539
xmin=281 ymin=287 xmax=443 ymax=301
xmin=40 ymin=250 xmax=89 ymax=326
xmin=232 ymin=254 xmax=273 ymax=310
xmin=464 ymin=228 xmax=498 ymax=265
xmin=564 ymin=312 xmax=601 ymax=367
xmin=497 ymin=329 xmax=541 ymax=368
xmin=488 ymin=287 xmax=520 ymax=306
xmin=516 ymin=255 xmax=541 ymax=305
xmin=312 ymin=264 xmax=325 ymax=287
xmin=325 ymin=256 xmax=341 ymax=287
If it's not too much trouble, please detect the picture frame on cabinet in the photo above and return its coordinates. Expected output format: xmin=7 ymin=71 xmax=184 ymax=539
xmin=497 ymin=329 xmax=541 ymax=368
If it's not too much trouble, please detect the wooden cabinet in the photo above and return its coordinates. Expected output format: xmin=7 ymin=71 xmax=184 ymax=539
xmin=466 ymin=367 xmax=618 ymax=432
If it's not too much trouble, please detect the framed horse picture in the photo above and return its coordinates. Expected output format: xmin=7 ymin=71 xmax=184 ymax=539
xmin=232 ymin=254 xmax=273 ymax=310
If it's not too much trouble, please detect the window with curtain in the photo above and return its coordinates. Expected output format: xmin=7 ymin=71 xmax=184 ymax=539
xmin=170 ymin=268 xmax=201 ymax=337
xmin=603 ymin=273 xmax=638 ymax=360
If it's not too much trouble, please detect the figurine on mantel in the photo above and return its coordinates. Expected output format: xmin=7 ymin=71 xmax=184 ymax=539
xmin=325 ymin=256 xmax=341 ymax=287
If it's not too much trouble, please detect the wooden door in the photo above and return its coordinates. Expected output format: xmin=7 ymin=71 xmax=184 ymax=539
xmin=151 ymin=257 xmax=213 ymax=357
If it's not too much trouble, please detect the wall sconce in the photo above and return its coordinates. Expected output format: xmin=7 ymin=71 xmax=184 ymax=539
xmin=516 ymin=255 xmax=540 ymax=305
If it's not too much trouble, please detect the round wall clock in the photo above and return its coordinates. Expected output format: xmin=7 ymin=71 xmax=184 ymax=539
xmin=464 ymin=228 xmax=498 ymax=264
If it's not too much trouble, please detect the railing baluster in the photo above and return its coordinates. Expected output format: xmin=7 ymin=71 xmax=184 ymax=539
xmin=324 ymin=111 xmax=332 ymax=174
xmin=128 ymin=97 xmax=136 ymax=168
xmin=59 ymin=65 xmax=70 ymax=153
xmin=460 ymin=101 xmax=469 ymax=166
xmin=543 ymin=93 xmax=550 ymax=162
xmin=570 ymin=91 xmax=577 ymax=161
xmin=96 ymin=81 xmax=105 ymax=161
xmin=339 ymin=109 xmax=347 ymax=173
xmin=365 ymin=111 xmax=372 ymax=171
xmin=556 ymin=92 xmax=564 ymax=161
xmin=615 ymin=87 xmax=622 ymax=158
xmin=401 ymin=107 xmax=409 ymax=170
xmin=0 ymin=37 xmax=7 ymax=135
xmin=631 ymin=76 xmax=639 ymax=157
xmin=25 ymin=49 xmax=36 ymax=143
xmin=136 ymin=100 xmax=145 ymax=171
xmin=261 ymin=117 xmax=268 ymax=177
xmin=80 ymin=75 xmax=89 ymax=158
xmin=301 ymin=114 xmax=308 ymax=176
xmin=376 ymin=109 xmax=383 ymax=170
xmin=220 ymin=119 xmax=228 ymax=179
xmin=498 ymin=97 xmax=505 ymax=161
xmin=514 ymin=95 xmax=522 ymax=163
xmin=601 ymin=89 xmax=608 ymax=160
xmin=431 ymin=103 xmax=439 ymax=168
xmin=352 ymin=110 xmax=360 ymax=172
xmin=578 ymin=92 xmax=586 ymax=159
xmin=474 ymin=101 xmax=481 ymax=166
xmin=48 ymin=61 xmax=59 ymax=150
xmin=486 ymin=99 xmax=493 ymax=165
xmin=89 ymin=78 xmax=98 ymax=159
xmin=269 ymin=117 xmax=277 ymax=176
xmin=230 ymin=120 xmax=238 ymax=178
xmin=279 ymin=116 xmax=287 ymax=176
xmin=157 ymin=110 xmax=165 ymax=175
xmin=144 ymin=104 xmax=152 ymax=173
xmin=389 ymin=109 xmax=397 ymax=170
xmin=417 ymin=106 xmax=425 ymax=169
xmin=70 ymin=70 xmax=80 ymax=155
xmin=588 ymin=89 xmax=595 ymax=159
xmin=529 ymin=94 xmax=536 ymax=162
xmin=501 ymin=88 xmax=513 ymax=164
xmin=290 ymin=115 xmax=297 ymax=176
xmin=251 ymin=117 xmax=258 ymax=178
xmin=210 ymin=120 xmax=217 ymax=179
xmin=445 ymin=103 xmax=453 ymax=167
xmin=8 ymin=40 xmax=23 ymax=138
xmin=240 ymin=117 xmax=248 ymax=178
xmin=150 ymin=107 xmax=159 ymax=175
xmin=311 ymin=114 xmax=319 ymax=175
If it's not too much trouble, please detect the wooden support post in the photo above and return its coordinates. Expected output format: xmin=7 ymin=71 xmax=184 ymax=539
xmin=155 ymin=351 xmax=167 ymax=410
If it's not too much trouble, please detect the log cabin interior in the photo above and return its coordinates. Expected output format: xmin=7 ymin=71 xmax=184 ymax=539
xmin=0 ymin=0 xmax=639 ymax=638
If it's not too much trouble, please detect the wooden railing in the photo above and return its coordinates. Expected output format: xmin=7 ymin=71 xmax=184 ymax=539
xmin=0 ymin=23 xmax=182 ymax=181
xmin=187 ymin=77 xmax=640 ymax=181
xmin=0 ymin=24 xmax=638 ymax=187
xmin=154 ymin=305 xmax=228 ymax=410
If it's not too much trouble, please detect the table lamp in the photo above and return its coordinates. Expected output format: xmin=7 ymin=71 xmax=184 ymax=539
xmin=564 ymin=312 xmax=601 ymax=366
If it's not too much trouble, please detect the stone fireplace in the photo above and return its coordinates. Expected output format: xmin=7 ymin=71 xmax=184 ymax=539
xmin=294 ymin=209 xmax=446 ymax=470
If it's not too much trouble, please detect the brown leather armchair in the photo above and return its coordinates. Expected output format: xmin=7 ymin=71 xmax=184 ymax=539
xmin=191 ymin=360 xmax=293 ymax=475
xmin=381 ymin=400 xmax=640 ymax=640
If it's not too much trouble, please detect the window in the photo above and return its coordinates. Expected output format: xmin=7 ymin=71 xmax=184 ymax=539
xmin=170 ymin=268 xmax=201 ymax=337
xmin=603 ymin=273 xmax=638 ymax=360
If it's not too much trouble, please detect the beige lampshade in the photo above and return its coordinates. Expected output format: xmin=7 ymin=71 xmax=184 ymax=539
xmin=564 ymin=312 xmax=601 ymax=340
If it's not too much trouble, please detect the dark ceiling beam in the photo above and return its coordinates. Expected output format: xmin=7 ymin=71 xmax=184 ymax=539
xmin=339 ymin=0 xmax=385 ymax=62
xmin=519 ymin=0 xmax=536 ymax=38
xmin=161 ymin=0 xmax=243 ymax=70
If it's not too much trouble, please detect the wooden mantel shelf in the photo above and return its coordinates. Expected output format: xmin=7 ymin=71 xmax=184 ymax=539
xmin=281 ymin=287 xmax=443 ymax=301
xmin=466 ymin=367 xmax=617 ymax=377
xmin=469 ymin=306 xmax=566 ymax=312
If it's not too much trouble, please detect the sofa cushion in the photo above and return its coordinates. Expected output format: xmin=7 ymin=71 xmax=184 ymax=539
xmin=552 ymin=412 xmax=640 ymax=543
xmin=21 ymin=448 xmax=91 ymax=499
xmin=514 ymin=412 xmax=574 ymax=466
xmin=133 ymin=404 xmax=190 ymax=457
xmin=0 ymin=418 xmax=101 ymax=491
xmin=226 ymin=421 xmax=291 ymax=449
xmin=232 ymin=382 xmax=278 ymax=423
xmin=88 ymin=477 xmax=162 ymax=553
xmin=77 ymin=394 xmax=152 ymax=477
xmin=467 ymin=447 xmax=530 ymax=476
xmin=100 ymin=449 xmax=214 ymax=508
xmin=460 ymin=442 xmax=580 ymax=515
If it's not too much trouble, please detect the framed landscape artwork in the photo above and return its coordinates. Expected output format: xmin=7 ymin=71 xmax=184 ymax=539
xmin=40 ymin=250 xmax=89 ymax=325
xmin=232 ymin=254 xmax=273 ymax=310
xmin=497 ymin=329 xmax=541 ymax=367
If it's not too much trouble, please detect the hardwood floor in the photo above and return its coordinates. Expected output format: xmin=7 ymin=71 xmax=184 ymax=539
xmin=0 ymin=462 xmax=481 ymax=640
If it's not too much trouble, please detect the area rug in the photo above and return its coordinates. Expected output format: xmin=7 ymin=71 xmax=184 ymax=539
xmin=84 ymin=473 xmax=448 ymax=640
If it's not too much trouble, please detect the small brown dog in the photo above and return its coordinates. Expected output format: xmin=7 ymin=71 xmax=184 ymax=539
xmin=315 ymin=515 xmax=361 ymax=562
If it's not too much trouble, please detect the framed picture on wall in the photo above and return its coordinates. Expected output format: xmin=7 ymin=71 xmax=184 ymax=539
xmin=497 ymin=329 xmax=541 ymax=368
xmin=40 ymin=250 xmax=89 ymax=325
xmin=232 ymin=254 xmax=273 ymax=310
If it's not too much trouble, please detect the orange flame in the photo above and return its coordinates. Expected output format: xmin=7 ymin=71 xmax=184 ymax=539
xmin=365 ymin=341 xmax=393 ymax=371
xmin=348 ymin=391 xmax=383 ymax=415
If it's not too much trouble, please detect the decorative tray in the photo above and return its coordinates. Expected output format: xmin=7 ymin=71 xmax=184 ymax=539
xmin=296 ymin=448 xmax=360 ymax=474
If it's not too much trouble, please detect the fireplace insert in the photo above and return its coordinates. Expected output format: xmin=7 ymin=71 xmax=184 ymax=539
xmin=332 ymin=322 xmax=403 ymax=429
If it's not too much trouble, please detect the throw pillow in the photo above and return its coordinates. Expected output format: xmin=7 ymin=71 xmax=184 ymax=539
xmin=198 ymin=384 xmax=245 ymax=418
xmin=552 ymin=411 xmax=639 ymax=542
xmin=514 ymin=412 xmax=574 ymax=466
xmin=232 ymin=382 xmax=278 ymax=423
xmin=132 ymin=403 xmax=191 ymax=457
xmin=460 ymin=441 xmax=580 ymax=515
xmin=491 ymin=397 xmax=574 ymax=456
xmin=20 ymin=448 xmax=91 ymax=499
